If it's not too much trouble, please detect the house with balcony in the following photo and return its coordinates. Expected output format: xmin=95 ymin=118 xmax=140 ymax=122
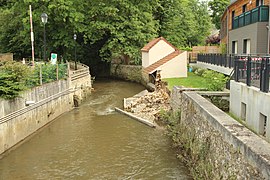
xmin=220 ymin=0 xmax=269 ymax=54
xmin=218 ymin=0 xmax=270 ymax=142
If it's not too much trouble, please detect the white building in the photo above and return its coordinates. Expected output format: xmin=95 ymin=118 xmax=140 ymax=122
xmin=141 ymin=37 xmax=187 ymax=79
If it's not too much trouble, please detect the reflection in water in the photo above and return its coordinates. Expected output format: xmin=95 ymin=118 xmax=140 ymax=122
xmin=0 ymin=80 xmax=191 ymax=180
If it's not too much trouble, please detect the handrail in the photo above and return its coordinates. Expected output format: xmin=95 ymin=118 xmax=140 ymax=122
xmin=69 ymin=62 xmax=90 ymax=81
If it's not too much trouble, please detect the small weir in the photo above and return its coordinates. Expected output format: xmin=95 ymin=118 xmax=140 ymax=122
xmin=0 ymin=80 xmax=191 ymax=179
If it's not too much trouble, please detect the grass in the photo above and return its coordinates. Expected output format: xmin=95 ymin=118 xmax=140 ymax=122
xmin=163 ymin=72 xmax=208 ymax=90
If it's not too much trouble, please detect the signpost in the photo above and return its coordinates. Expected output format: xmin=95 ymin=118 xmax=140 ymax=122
xmin=51 ymin=53 xmax=57 ymax=64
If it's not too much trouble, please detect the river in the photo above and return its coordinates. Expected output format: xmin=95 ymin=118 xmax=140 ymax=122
xmin=0 ymin=80 xmax=191 ymax=180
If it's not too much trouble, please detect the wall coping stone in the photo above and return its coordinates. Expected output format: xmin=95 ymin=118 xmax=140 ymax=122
xmin=182 ymin=90 xmax=270 ymax=178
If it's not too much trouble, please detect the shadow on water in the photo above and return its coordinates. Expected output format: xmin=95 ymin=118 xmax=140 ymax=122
xmin=0 ymin=80 xmax=192 ymax=180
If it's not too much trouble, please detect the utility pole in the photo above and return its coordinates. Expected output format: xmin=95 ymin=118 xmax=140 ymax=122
xmin=29 ymin=5 xmax=35 ymax=66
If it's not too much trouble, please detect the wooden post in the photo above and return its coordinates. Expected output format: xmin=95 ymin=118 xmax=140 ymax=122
xmin=56 ymin=64 xmax=59 ymax=80
xmin=39 ymin=64 xmax=42 ymax=85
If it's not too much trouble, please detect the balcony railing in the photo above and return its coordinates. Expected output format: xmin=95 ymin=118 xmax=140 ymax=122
xmin=234 ymin=55 xmax=270 ymax=92
xmin=197 ymin=54 xmax=235 ymax=68
xmin=232 ymin=5 xmax=269 ymax=29
xmin=197 ymin=54 xmax=270 ymax=92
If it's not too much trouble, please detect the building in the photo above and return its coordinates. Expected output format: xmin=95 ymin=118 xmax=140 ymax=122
xmin=141 ymin=37 xmax=187 ymax=81
xmin=220 ymin=0 xmax=270 ymax=55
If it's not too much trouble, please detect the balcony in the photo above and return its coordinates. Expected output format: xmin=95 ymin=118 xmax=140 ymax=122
xmin=232 ymin=5 xmax=269 ymax=29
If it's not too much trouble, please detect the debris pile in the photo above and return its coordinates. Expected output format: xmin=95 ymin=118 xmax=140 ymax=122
xmin=125 ymin=73 xmax=171 ymax=123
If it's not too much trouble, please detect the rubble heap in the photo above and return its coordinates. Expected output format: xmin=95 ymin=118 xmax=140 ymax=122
xmin=125 ymin=73 xmax=171 ymax=123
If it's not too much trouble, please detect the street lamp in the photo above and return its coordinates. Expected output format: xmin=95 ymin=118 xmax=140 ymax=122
xmin=74 ymin=34 xmax=77 ymax=70
xmin=41 ymin=13 xmax=48 ymax=61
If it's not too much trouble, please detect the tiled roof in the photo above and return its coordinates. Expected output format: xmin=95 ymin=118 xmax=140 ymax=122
xmin=143 ymin=50 xmax=181 ymax=74
xmin=141 ymin=37 xmax=177 ymax=52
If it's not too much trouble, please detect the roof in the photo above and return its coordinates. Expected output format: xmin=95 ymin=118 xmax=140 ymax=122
xmin=141 ymin=37 xmax=177 ymax=52
xmin=143 ymin=50 xmax=181 ymax=74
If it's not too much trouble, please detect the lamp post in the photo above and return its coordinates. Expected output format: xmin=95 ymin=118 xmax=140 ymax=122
xmin=74 ymin=33 xmax=77 ymax=70
xmin=41 ymin=13 xmax=48 ymax=61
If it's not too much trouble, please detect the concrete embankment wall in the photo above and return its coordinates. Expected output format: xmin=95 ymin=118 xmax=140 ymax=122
xmin=171 ymin=86 xmax=270 ymax=179
xmin=0 ymin=81 xmax=69 ymax=118
xmin=0 ymin=81 xmax=73 ymax=155
xmin=0 ymin=64 xmax=92 ymax=156
xmin=230 ymin=80 xmax=270 ymax=141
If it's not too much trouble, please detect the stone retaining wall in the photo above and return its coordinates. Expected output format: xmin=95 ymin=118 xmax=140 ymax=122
xmin=171 ymin=86 xmax=270 ymax=179
xmin=110 ymin=64 xmax=144 ymax=83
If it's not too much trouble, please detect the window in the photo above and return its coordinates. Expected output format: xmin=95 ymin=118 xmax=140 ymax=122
xmin=232 ymin=11 xmax=235 ymax=29
xmin=259 ymin=113 xmax=267 ymax=137
xmin=241 ymin=102 xmax=246 ymax=121
xmin=232 ymin=41 xmax=238 ymax=54
xmin=256 ymin=0 xmax=264 ymax=6
xmin=243 ymin=39 xmax=250 ymax=54
xmin=242 ymin=4 xmax=247 ymax=13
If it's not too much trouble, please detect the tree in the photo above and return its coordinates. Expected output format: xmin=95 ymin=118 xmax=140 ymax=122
xmin=81 ymin=0 xmax=158 ymax=64
xmin=0 ymin=0 xmax=211 ymax=68
xmin=208 ymin=0 xmax=230 ymax=29
xmin=155 ymin=0 xmax=211 ymax=47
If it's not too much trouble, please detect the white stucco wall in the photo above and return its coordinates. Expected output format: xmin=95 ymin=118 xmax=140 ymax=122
xmin=142 ymin=52 xmax=149 ymax=68
xmin=230 ymin=80 xmax=270 ymax=140
xmin=148 ymin=40 xmax=175 ymax=66
xmin=159 ymin=51 xmax=187 ymax=79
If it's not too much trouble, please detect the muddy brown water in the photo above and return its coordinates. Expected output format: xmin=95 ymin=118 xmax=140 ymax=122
xmin=0 ymin=80 xmax=191 ymax=180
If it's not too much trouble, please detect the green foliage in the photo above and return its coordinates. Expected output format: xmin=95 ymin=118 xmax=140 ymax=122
xmin=0 ymin=61 xmax=68 ymax=99
xmin=0 ymin=0 xmax=211 ymax=66
xmin=206 ymin=96 xmax=229 ymax=112
xmin=202 ymin=70 xmax=228 ymax=91
xmin=191 ymin=66 xmax=199 ymax=73
xmin=0 ymin=61 xmax=30 ymax=99
xmin=180 ymin=47 xmax=192 ymax=51
xmin=156 ymin=0 xmax=211 ymax=47
xmin=220 ymin=42 xmax=227 ymax=54
xmin=194 ymin=68 xmax=205 ymax=76
xmin=26 ymin=63 xmax=68 ymax=87
xmin=208 ymin=0 xmax=230 ymax=29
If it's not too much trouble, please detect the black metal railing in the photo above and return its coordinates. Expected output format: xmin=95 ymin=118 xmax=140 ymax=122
xmin=197 ymin=54 xmax=235 ymax=68
xmin=197 ymin=54 xmax=270 ymax=92
xmin=234 ymin=55 xmax=270 ymax=92
xmin=232 ymin=5 xmax=269 ymax=29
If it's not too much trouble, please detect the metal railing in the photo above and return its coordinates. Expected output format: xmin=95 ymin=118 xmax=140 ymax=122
xmin=197 ymin=54 xmax=270 ymax=92
xmin=197 ymin=54 xmax=235 ymax=68
xmin=232 ymin=5 xmax=269 ymax=29
xmin=70 ymin=62 xmax=90 ymax=81
xmin=234 ymin=55 xmax=270 ymax=92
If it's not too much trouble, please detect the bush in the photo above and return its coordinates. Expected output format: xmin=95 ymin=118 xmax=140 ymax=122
xmin=191 ymin=66 xmax=199 ymax=73
xmin=0 ymin=61 xmax=31 ymax=99
xmin=194 ymin=68 xmax=205 ymax=76
xmin=0 ymin=61 xmax=68 ymax=99
xmin=180 ymin=47 xmax=192 ymax=51
xmin=202 ymin=70 xmax=228 ymax=91
xmin=26 ymin=63 xmax=68 ymax=87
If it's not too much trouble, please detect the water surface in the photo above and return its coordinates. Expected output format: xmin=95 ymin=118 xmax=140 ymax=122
xmin=0 ymin=80 xmax=191 ymax=179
